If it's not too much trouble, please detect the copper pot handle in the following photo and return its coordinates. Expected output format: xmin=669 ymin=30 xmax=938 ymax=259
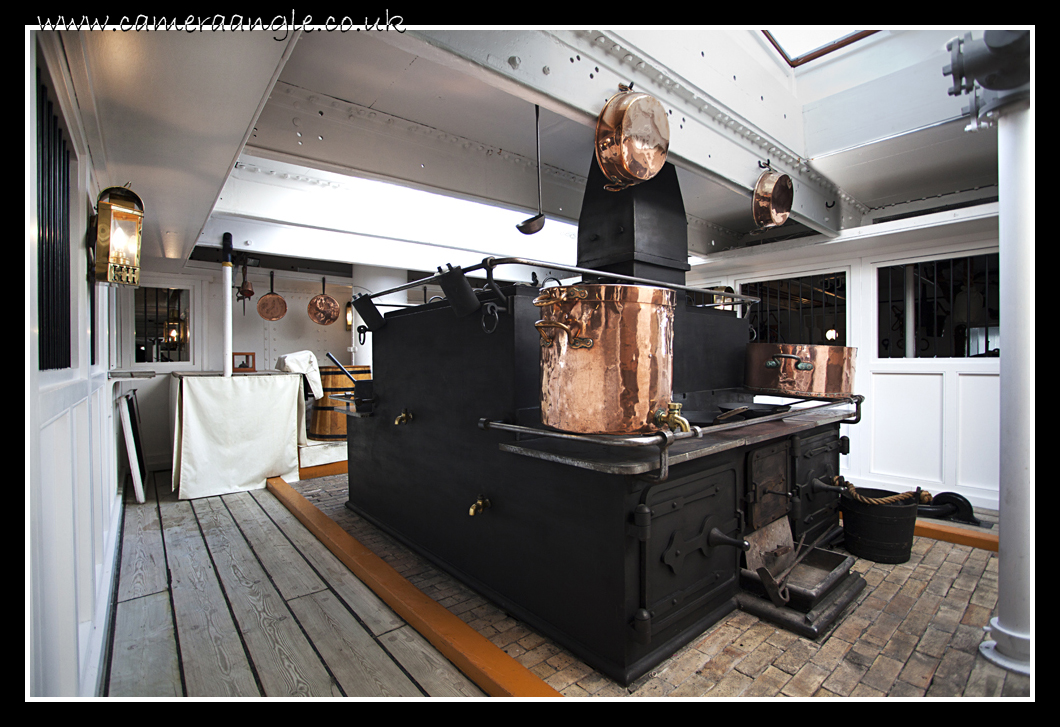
xmin=534 ymin=319 xmax=594 ymax=349
xmin=765 ymin=353 xmax=814 ymax=371
xmin=533 ymin=287 xmax=588 ymax=308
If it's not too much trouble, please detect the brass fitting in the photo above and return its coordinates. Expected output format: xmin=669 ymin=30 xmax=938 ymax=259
xmin=394 ymin=409 xmax=413 ymax=426
xmin=654 ymin=402 xmax=690 ymax=433
xmin=469 ymin=496 xmax=491 ymax=516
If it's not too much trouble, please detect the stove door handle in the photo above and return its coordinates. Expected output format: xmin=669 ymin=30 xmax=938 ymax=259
xmin=707 ymin=527 xmax=750 ymax=552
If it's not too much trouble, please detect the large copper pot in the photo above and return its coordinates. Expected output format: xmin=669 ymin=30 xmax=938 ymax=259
xmin=745 ymin=342 xmax=857 ymax=399
xmin=594 ymin=84 xmax=670 ymax=192
xmin=536 ymin=284 xmax=675 ymax=434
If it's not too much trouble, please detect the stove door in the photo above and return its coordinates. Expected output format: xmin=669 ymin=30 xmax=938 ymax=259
xmin=790 ymin=426 xmax=845 ymax=543
xmin=637 ymin=459 xmax=742 ymax=639
xmin=746 ymin=440 xmax=791 ymax=531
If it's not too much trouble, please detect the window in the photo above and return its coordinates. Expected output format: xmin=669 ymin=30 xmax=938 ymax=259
xmin=741 ymin=272 xmax=847 ymax=346
xmin=763 ymin=29 xmax=879 ymax=67
xmin=36 ymin=66 xmax=72 ymax=370
xmin=877 ymin=253 xmax=999 ymax=358
xmin=135 ymin=287 xmax=191 ymax=363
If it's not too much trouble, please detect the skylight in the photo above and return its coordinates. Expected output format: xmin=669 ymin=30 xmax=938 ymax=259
xmin=764 ymin=29 xmax=878 ymax=67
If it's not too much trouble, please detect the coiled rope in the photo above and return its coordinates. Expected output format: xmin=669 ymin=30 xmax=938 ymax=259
xmin=834 ymin=476 xmax=931 ymax=505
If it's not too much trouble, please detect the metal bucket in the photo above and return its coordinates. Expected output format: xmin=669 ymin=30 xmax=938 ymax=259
xmin=535 ymin=284 xmax=675 ymax=434
xmin=840 ymin=488 xmax=918 ymax=564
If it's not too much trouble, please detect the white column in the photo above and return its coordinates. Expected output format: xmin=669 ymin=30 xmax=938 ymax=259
xmin=981 ymin=97 xmax=1031 ymax=674
xmin=351 ymin=265 xmax=409 ymax=370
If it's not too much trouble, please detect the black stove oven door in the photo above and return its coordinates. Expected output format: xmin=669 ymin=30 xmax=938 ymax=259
xmin=634 ymin=456 xmax=742 ymax=645
xmin=790 ymin=425 xmax=846 ymax=544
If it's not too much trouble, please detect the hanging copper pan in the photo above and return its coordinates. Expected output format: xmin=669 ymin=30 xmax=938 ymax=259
xmin=257 ymin=271 xmax=287 ymax=321
xmin=308 ymin=278 xmax=340 ymax=325
xmin=594 ymin=84 xmax=670 ymax=192
xmin=752 ymin=169 xmax=794 ymax=228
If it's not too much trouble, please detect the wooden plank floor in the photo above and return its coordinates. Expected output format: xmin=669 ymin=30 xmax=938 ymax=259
xmin=106 ymin=472 xmax=485 ymax=698
xmin=107 ymin=471 xmax=1030 ymax=699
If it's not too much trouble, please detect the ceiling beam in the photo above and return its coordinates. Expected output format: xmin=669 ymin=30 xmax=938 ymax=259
xmin=247 ymin=81 xmax=588 ymax=222
xmin=377 ymin=28 xmax=854 ymax=237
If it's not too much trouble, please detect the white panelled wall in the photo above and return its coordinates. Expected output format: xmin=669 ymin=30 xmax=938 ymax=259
xmin=688 ymin=205 xmax=1001 ymax=510
xmin=29 ymin=36 xmax=126 ymax=697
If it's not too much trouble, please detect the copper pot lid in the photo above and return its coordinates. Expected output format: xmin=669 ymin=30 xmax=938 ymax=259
xmin=752 ymin=169 xmax=794 ymax=228
xmin=308 ymin=278 xmax=340 ymax=325
xmin=594 ymin=84 xmax=670 ymax=192
xmin=257 ymin=271 xmax=287 ymax=321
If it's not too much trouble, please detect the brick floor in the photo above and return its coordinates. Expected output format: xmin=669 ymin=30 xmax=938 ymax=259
xmin=290 ymin=474 xmax=1031 ymax=699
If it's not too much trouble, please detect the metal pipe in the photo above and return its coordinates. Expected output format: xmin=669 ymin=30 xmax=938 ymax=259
xmin=222 ymin=233 xmax=233 ymax=377
xmin=357 ymin=256 xmax=761 ymax=308
xmin=982 ymin=97 xmax=1031 ymax=675
xmin=905 ymin=264 xmax=916 ymax=358
xmin=479 ymin=396 xmax=861 ymax=449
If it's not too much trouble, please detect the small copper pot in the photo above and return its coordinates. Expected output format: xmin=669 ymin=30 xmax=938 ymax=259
xmin=745 ymin=342 xmax=857 ymax=399
xmin=752 ymin=170 xmax=794 ymax=228
xmin=594 ymin=84 xmax=670 ymax=192
xmin=536 ymin=284 xmax=675 ymax=434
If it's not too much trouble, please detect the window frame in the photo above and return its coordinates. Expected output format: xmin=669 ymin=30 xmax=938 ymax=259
xmin=762 ymin=30 xmax=880 ymax=68
xmin=873 ymin=249 xmax=1000 ymax=361
xmin=737 ymin=266 xmax=851 ymax=347
xmin=118 ymin=274 xmax=203 ymax=373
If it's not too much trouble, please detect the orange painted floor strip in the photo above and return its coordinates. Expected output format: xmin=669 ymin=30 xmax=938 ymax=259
xmin=914 ymin=519 xmax=999 ymax=552
xmin=266 ymin=477 xmax=562 ymax=698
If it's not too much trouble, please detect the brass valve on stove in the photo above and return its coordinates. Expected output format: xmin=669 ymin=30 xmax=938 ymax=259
xmin=469 ymin=495 xmax=491 ymax=516
xmin=653 ymin=402 xmax=690 ymax=433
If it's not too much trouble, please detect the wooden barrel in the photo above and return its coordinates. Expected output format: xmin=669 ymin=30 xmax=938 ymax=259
xmin=308 ymin=365 xmax=371 ymax=441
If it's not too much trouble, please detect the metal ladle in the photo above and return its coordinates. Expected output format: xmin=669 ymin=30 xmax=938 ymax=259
xmin=517 ymin=104 xmax=545 ymax=235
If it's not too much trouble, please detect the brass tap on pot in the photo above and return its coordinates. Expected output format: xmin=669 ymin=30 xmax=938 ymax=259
xmin=654 ymin=402 xmax=690 ymax=433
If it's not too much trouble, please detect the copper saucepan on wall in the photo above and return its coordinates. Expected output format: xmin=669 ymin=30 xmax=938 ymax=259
xmin=308 ymin=278 xmax=340 ymax=326
xmin=257 ymin=271 xmax=287 ymax=321
xmin=594 ymin=84 xmax=670 ymax=192
xmin=745 ymin=342 xmax=857 ymax=399
xmin=536 ymin=284 xmax=676 ymax=434
xmin=752 ymin=169 xmax=794 ymax=229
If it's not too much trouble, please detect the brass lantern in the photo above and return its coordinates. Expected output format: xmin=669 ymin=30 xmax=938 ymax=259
xmin=93 ymin=185 xmax=144 ymax=286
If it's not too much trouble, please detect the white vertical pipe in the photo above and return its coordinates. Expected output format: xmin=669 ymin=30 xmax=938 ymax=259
xmin=222 ymin=233 xmax=233 ymax=377
xmin=223 ymin=265 xmax=232 ymax=376
xmin=980 ymin=97 xmax=1031 ymax=674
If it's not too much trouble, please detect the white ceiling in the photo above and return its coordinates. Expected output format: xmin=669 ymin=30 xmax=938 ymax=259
xmin=48 ymin=28 xmax=1006 ymax=276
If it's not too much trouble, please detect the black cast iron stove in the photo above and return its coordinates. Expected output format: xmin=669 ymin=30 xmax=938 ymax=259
xmin=342 ymin=160 xmax=864 ymax=685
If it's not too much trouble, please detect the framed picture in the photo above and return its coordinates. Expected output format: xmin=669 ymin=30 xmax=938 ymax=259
xmin=119 ymin=392 xmax=146 ymax=503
